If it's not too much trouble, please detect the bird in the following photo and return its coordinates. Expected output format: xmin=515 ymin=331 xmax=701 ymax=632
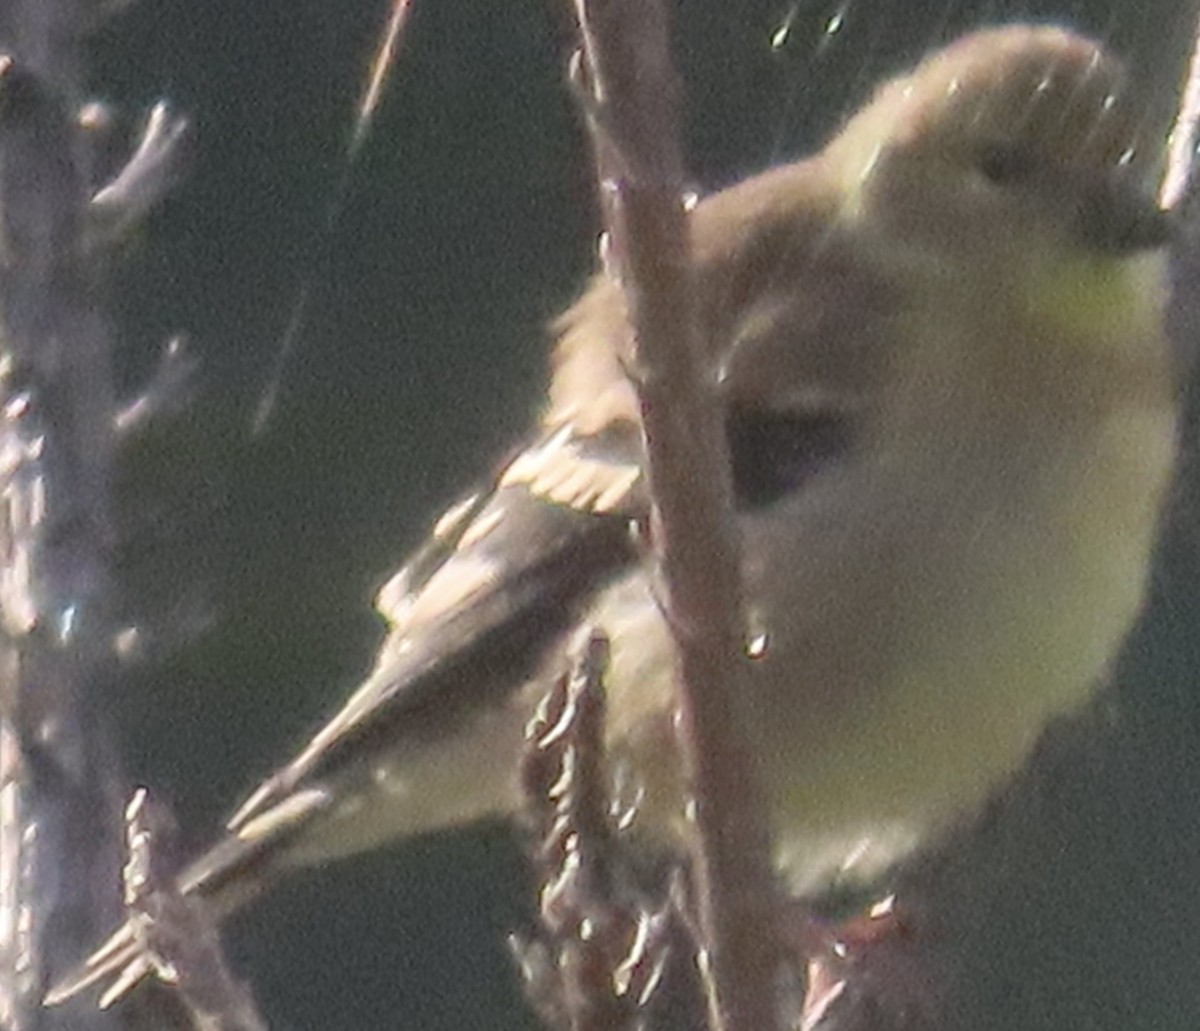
xmin=49 ymin=22 xmax=1181 ymax=1009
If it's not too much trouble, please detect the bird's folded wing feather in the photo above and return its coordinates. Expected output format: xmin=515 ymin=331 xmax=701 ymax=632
xmin=46 ymin=421 xmax=647 ymax=1006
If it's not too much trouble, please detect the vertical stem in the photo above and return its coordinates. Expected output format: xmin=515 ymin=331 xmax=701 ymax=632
xmin=0 ymin=3 xmax=124 ymax=1028
xmin=567 ymin=1 xmax=781 ymax=1027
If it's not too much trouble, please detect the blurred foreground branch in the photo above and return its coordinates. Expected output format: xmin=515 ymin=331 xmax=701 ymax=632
xmin=0 ymin=4 xmax=188 ymax=1029
xmin=0 ymin=4 xmax=124 ymax=1028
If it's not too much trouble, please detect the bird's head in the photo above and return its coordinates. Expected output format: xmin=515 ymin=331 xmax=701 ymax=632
xmin=831 ymin=26 xmax=1167 ymax=265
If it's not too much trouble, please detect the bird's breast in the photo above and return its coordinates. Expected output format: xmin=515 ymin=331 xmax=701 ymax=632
xmin=592 ymin=382 xmax=1177 ymax=894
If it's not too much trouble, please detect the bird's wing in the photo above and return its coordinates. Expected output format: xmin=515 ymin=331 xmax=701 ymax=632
xmin=45 ymin=420 xmax=647 ymax=1007
xmin=224 ymin=419 xmax=647 ymax=837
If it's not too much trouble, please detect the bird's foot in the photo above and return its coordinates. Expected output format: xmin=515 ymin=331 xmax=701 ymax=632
xmin=786 ymin=893 xmax=940 ymax=1030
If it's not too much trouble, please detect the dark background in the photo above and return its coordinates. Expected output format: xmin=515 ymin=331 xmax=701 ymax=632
xmin=82 ymin=0 xmax=1200 ymax=1027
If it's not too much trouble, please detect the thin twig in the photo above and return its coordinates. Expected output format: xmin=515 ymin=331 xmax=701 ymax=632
xmin=1160 ymin=8 xmax=1200 ymax=210
xmin=104 ymin=789 xmax=270 ymax=1031
xmin=565 ymin=2 xmax=781 ymax=1028
xmin=517 ymin=628 xmax=704 ymax=1031
xmin=251 ymin=0 xmax=417 ymax=434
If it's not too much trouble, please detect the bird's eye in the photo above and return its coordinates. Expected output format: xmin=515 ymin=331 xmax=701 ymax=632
xmin=977 ymin=142 xmax=1039 ymax=186
xmin=726 ymin=407 xmax=852 ymax=510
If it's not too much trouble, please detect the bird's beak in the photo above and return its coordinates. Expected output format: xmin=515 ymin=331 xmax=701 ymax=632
xmin=1074 ymin=173 xmax=1172 ymax=253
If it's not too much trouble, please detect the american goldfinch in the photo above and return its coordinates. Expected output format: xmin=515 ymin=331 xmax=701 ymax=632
xmin=52 ymin=22 xmax=1180 ymax=1006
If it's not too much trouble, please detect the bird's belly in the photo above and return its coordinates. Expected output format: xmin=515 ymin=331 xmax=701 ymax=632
xmin=590 ymin=403 xmax=1177 ymax=894
xmin=753 ymin=405 xmax=1177 ymax=891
